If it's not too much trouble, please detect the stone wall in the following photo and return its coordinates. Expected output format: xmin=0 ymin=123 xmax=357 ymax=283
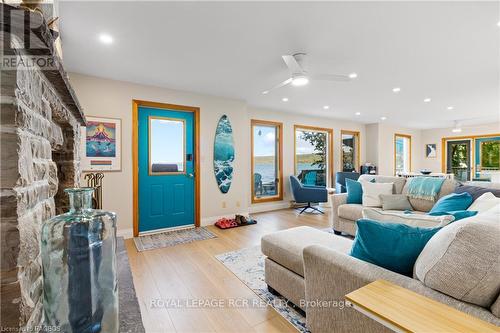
xmin=1 ymin=34 xmax=81 ymax=330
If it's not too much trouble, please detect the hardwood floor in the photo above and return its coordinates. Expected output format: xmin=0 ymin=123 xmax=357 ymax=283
xmin=125 ymin=208 xmax=332 ymax=333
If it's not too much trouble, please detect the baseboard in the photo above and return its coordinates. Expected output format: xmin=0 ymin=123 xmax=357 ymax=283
xmin=201 ymin=212 xmax=250 ymax=226
xmin=117 ymin=228 xmax=134 ymax=239
xmin=248 ymin=201 xmax=291 ymax=214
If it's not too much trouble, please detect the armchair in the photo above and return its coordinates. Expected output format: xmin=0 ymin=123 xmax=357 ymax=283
xmin=289 ymin=175 xmax=328 ymax=214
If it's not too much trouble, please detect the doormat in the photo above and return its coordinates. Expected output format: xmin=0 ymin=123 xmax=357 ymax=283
xmin=133 ymin=227 xmax=216 ymax=252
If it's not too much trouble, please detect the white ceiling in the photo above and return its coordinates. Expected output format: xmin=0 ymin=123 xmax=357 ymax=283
xmin=59 ymin=1 xmax=500 ymax=129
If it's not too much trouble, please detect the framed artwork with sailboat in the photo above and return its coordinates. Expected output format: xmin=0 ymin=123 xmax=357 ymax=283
xmin=81 ymin=116 xmax=122 ymax=171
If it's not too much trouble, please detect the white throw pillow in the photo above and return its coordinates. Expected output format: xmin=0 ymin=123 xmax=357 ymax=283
xmin=467 ymin=192 xmax=500 ymax=213
xmin=361 ymin=182 xmax=394 ymax=207
xmin=362 ymin=208 xmax=455 ymax=228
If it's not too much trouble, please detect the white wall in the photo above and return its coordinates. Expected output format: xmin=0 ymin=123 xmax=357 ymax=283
xmin=70 ymin=73 xmax=251 ymax=237
xmin=420 ymin=123 xmax=500 ymax=172
xmin=365 ymin=123 xmax=422 ymax=175
xmin=69 ymin=73 xmax=368 ymax=236
xmin=247 ymin=107 xmax=366 ymax=211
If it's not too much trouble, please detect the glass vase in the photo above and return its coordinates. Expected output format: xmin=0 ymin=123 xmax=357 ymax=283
xmin=41 ymin=188 xmax=118 ymax=333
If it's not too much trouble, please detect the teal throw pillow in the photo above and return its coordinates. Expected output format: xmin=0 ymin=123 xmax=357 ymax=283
xmin=428 ymin=210 xmax=478 ymax=221
xmin=429 ymin=192 xmax=473 ymax=214
xmin=350 ymin=219 xmax=441 ymax=276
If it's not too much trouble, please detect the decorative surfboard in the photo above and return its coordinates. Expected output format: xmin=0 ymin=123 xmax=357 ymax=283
xmin=213 ymin=115 xmax=235 ymax=193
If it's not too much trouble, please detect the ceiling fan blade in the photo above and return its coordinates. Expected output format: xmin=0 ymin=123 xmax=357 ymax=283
xmin=282 ymin=55 xmax=303 ymax=74
xmin=311 ymin=74 xmax=351 ymax=82
xmin=262 ymin=78 xmax=293 ymax=94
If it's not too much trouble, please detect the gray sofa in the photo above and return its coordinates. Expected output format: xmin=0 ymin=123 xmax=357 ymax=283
xmin=262 ymin=220 xmax=500 ymax=332
xmin=332 ymin=175 xmax=457 ymax=235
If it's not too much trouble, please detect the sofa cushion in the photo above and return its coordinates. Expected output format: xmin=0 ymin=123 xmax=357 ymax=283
xmin=414 ymin=211 xmax=500 ymax=308
xmin=338 ymin=204 xmax=364 ymax=221
xmin=467 ymin=192 xmax=500 ymax=213
xmin=380 ymin=194 xmax=413 ymax=211
xmin=491 ymin=294 xmax=500 ymax=318
xmin=362 ymin=182 xmax=394 ymax=207
xmin=402 ymin=178 xmax=457 ymax=212
xmin=350 ymin=219 xmax=441 ymax=276
xmin=455 ymin=184 xmax=500 ymax=200
xmin=359 ymin=174 xmax=406 ymax=194
xmin=362 ymin=208 xmax=454 ymax=228
xmin=261 ymin=226 xmax=352 ymax=277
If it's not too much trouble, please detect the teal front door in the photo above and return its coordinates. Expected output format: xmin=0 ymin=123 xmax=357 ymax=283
xmin=138 ymin=106 xmax=195 ymax=233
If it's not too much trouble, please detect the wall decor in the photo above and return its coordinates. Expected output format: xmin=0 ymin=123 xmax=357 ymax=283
xmin=81 ymin=116 xmax=122 ymax=171
xmin=425 ymin=144 xmax=437 ymax=158
xmin=213 ymin=115 xmax=235 ymax=193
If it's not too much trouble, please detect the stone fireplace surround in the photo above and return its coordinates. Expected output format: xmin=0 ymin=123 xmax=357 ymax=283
xmin=1 ymin=4 xmax=85 ymax=330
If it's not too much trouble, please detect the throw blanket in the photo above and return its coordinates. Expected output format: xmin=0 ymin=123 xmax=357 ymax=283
xmin=406 ymin=177 xmax=445 ymax=201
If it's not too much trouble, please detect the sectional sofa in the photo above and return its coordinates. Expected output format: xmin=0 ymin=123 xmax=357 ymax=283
xmin=331 ymin=175 xmax=457 ymax=235
xmin=261 ymin=178 xmax=500 ymax=332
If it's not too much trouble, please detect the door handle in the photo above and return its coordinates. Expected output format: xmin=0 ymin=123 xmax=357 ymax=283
xmin=188 ymin=173 xmax=194 ymax=178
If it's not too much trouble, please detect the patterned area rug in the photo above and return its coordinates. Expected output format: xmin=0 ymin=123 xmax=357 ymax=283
xmin=216 ymin=246 xmax=309 ymax=333
xmin=134 ymin=227 xmax=216 ymax=251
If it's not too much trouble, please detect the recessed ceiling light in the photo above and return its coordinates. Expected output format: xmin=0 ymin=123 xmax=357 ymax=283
xmin=452 ymin=128 xmax=462 ymax=133
xmin=392 ymin=87 xmax=401 ymax=93
xmin=380 ymin=116 xmax=387 ymax=120
xmin=447 ymin=106 xmax=454 ymax=110
xmin=99 ymin=33 xmax=113 ymax=44
xmin=323 ymin=105 xmax=330 ymax=110
xmin=262 ymin=91 xmax=269 ymax=95
xmin=424 ymin=98 xmax=431 ymax=103
xmin=497 ymin=21 xmax=500 ymax=27
xmin=355 ymin=112 xmax=361 ymax=116
xmin=349 ymin=73 xmax=358 ymax=79
xmin=282 ymin=97 xmax=289 ymax=102
xmin=291 ymin=75 xmax=309 ymax=87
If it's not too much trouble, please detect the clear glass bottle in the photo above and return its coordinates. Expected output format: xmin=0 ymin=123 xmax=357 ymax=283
xmin=41 ymin=188 xmax=118 ymax=333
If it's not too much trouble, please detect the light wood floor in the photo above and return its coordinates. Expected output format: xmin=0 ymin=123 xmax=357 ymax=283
xmin=125 ymin=208 xmax=332 ymax=333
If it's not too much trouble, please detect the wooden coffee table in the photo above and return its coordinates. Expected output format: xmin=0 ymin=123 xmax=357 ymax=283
xmin=345 ymin=279 xmax=499 ymax=333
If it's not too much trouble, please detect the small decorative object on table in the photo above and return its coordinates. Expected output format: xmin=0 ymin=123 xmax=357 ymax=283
xmin=84 ymin=172 xmax=105 ymax=209
xmin=41 ymin=188 xmax=119 ymax=333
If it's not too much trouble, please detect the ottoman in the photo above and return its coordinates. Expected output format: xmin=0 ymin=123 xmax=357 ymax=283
xmin=261 ymin=226 xmax=353 ymax=311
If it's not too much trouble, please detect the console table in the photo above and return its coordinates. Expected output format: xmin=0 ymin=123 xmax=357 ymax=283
xmin=345 ymin=279 xmax=498 ymax=333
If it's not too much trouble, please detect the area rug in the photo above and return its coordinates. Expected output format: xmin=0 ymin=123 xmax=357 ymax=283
xmin=133 ymin=227 xmax=216 ymax=251
xmin=215 ymin=246 xmax=309 ymax=333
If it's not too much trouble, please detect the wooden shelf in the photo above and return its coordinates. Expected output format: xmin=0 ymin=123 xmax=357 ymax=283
xmin=345 ymin=279 xmax=499 ymax=333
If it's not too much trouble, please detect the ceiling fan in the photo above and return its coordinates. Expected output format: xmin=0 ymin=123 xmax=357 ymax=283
xmin=262 ymin=53 xmax=357 ymax=94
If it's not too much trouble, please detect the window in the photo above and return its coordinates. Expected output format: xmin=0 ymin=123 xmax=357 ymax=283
xmin=394 ymin=134 xmax=411 ymax=175
xmin=251 ymin=120 xmax=283 ymax=203
xmin=341 ymin=130 xmax=360 ymax=172
xmin=294 ymin=125 xmax=333 ymax=187
xmin=149 ymin=117 xmax=185 ymax=174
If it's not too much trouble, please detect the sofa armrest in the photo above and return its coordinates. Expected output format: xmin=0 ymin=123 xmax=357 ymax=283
xmin=331 ymin=193 xmax=347 ymax=230
xmin=303 ymin=245 xmax=500 ymax=333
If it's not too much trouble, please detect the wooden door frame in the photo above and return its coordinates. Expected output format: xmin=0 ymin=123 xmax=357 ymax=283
xmin=340 ymin=130 xmax=361 ymax=172
xmin=293 ymin=125 xmax=334 ymax=187
xmin=132 ymin=99 xmax=200 ymax=237
xmin=441 ymin=133 xmax=500 ymax=180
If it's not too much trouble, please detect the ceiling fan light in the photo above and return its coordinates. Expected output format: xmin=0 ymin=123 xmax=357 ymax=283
xmin=291 ymin=76 xmax=309 ymax=87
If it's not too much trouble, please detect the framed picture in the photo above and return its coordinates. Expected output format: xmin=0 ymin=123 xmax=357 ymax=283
xmin=81 ymin=116 xmax=122 ymax=171
xmin=426 ymin=144 xmax=437 ymax=158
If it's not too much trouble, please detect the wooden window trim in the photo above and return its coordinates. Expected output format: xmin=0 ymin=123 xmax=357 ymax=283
xmin=394 ymin=133 xmax=412 ymax=175
xmin=293 ymin=125 xmax=334 ymax=187
xmin=340 ymin=130 xmax=361 ymax=172
xmin=251 ymin=119 xmax=284 ymax=204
